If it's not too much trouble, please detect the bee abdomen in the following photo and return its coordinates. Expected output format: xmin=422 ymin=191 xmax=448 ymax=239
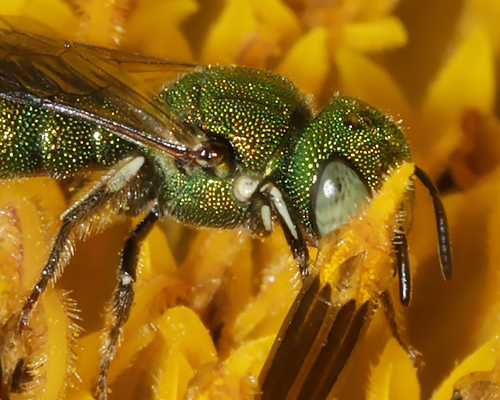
xmin=0 ymin=98 xmax=134 ymax=178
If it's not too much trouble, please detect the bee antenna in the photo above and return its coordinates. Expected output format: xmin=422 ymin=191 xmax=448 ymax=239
xmin=414 ymin=166 xmax=453 ymax=280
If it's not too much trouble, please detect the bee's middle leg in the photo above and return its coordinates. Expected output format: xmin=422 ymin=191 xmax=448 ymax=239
xmin=97 ymin=206 xmax=159 ymax=400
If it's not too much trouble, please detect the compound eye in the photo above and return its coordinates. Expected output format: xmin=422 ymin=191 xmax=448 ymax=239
xmin=313 ymin=160 xmax=370 ymax=237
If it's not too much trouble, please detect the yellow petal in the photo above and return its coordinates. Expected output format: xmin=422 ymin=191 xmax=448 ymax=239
xmin=135 ymin=222 xmax=177 ymax=282
xmin=188 ymin=336 xmax=274 ymax=400
xmin=0 ymin=0 xmax=79 ymax=38
xmin=251 ymin=0 xmax=301 ymax=47
xmin=342 ymin=17 xmax=407 ymax=52
xmin=462 ymin=0 xmax=500 ymax=51
xmin=217 ymin=236 xmax=254 ymax=357
xmin=231 ymin=0 xmax=301 ymax=67
xmin=69 ymin=332 xmax=101 ymax=392
xmin=154 ymin=341 xmax=195 ymax=400
xmin=108 ymin=323 xmax=156 ymax=384
xmin=334 ymin=49 xmax=412 ymax=139
xmin=121 ymin=0 xmax=198 ymax=60
xmin=229 ymin=264 xmax=298 ymax=344
xmin=408 ymin=174 xmax=500 ymax=396
xmin=77 ymin=0 xmax=128 ymax=46
xmin=417 ymin=27 xmax=495 ymax=174
xmin=430 ymin=336 xmax=499 ymax=400
xmin=367 ymin=339 xmax=420 ymax=400
xmin=68 ymin=391 xmax=96 ymax=400
xmin=0 ymin=0 xmax=24 ymax=15
xmin=481 ymin=167 xmax=500 ymax=337
xmin=224 ymin=335 xmax=275 ymax=380
xmin=179 ymin=230 xmax=249 ymax=287
xmin=41 ymin=290 xmax=74 ymax=400
xmin=0 ymin=179 xmax=64 ymax=290
xmin=96 ymin=277 xmax=184 ymax=390
xmin=143 ymin=225 xmax=177 ymax=277
xmin=202 ymin=0 xmax=257 ymax=64
xmin=176 ymin=230 xmax=252 ymax=330
xmin=277 ymin=27 xmax=330 ymax=96
xmin=157 ymin=306 xmax=218 ymax=366
xmin=448 ymin=111 xmax=500 ymax=188
xmin=356 ymin=0 xmax=401 ymax=19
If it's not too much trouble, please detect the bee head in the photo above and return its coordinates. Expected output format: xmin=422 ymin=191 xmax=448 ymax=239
xmin=278 ymin=94 xmax=412 ymax=242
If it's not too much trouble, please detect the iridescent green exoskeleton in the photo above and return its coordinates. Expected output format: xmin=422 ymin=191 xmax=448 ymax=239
xmin=0 ymin=16 xmax=452 ymax=400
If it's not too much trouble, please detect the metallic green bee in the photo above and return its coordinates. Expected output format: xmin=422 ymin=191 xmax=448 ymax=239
xmin=0 ymin=16 xmax=451 ymax=400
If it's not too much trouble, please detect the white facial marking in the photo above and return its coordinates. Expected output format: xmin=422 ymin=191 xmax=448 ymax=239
xmin=60 ymin=156 xmax=145 ymax=221
xmin=261 ymin=205 xmax=273 ymax=232
xmin=107 ymin=157 xmax=145 ymax=193
xmin=260 ymin=183 xmax=299 ymax=240
xmin=120 ymin=273 xmax=132 ymax=286
xmin=234 ymin=175 xmax=261 ymax=202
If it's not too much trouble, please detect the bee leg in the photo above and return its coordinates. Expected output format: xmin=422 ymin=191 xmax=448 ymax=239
xmin=258 ymin=181 xmax=309 ymax=278
xmin=0 ymin=156 xmax=147 ymax=398
xmin=97 ymin=206 xmax=159 ymax=400
xmin=3 ymin=189 xmax=113 ymax=395
xmin=17 ymin=156 xmax=147 ymax=330
xmin=380 ymin=291 xmax=423 ymax=368
xmin=17 ymin=216 xmax=72 ymax=329
xmin=18 ymin=187 xmax=111 ymax=330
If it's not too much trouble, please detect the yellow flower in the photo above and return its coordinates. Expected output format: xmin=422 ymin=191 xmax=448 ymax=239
xmin=0 ymin=1 xmax=500 ymax=400
xmin=200 ymin=0 xmax=407 ymax=98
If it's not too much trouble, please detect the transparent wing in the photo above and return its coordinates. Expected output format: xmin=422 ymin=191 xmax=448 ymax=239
xmin=259 ymin=255 xmax=374 ymax=400
xmin=0 ymin=15 xmax=204 ymax=157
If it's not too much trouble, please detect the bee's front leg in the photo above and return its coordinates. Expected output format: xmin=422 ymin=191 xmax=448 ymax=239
xmin=18 ymin=156 xmax=148 ymax=331
xmin=97 ymin=206 xmax=159 ymax=400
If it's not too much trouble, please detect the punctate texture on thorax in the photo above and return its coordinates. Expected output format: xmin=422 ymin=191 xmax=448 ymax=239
xmin=155 ymin=66 xmax=313 ymax=229
xmin=160 ymin=66 xmax=312 ymax=174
